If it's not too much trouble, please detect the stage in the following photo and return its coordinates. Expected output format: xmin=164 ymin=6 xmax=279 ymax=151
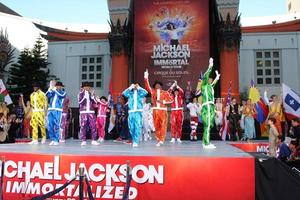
xmin=0 ymin=140 xmax=255 ymax=157
xmin=0 ymin=140 xmax=259 ymax=200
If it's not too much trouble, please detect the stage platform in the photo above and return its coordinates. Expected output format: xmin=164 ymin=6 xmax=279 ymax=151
xmin=0 ymin=140 xmax=253 ymax=157
xmin=0 ymin=140 xmax=258 ymax=200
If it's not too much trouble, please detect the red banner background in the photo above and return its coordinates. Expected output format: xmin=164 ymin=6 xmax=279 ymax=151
xmin=1 ymin=153 xmax=254 ymax=200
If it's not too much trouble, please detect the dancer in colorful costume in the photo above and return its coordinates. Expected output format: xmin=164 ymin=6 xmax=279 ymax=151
xmin=168 ymin=81 xmax=184 ymax=143
xmin=144 ymin=69 xmax=172 ymax=146
xmin=60 ymin=96 xmax=70 ymax=142
xmin=96 ymin=96 xmax=109 ymax=142
xmin=201 ymin=58 xmax=220 ymax=149
xmin=123 ymin=83 xmax=148 ymax=147
xmin=78 ymin=82 xmax=99 ymax=146
xmin=46 ymin=81 xmax=66 ymax=145
xmin=29 ymin=83 xmax=47 ymax=144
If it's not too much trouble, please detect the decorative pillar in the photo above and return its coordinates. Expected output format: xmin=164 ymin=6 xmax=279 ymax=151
xmin=108 ymin=19 xmax=130 ymax=100
xmin=218 ymin=13 xmax=241 ymax=100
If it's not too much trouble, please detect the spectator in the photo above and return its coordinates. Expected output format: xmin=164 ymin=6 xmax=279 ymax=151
xmin=288 ymin=140 xmax=300 ymax=161
xmin=21 ymin=94 xmax=32 ymax=138
xmin=291 ymin=118 xmax=300 ymax=143
xmin=268 ymin=117 xmax=279 ymax=157
xmin=0 ymin=113 xmax=8 ymax=142
xmin=14 ymin=98 xmax=24 ymax=138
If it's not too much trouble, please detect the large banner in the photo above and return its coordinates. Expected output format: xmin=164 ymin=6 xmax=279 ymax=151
xmin=134 ymin=0 xmax=210 ymax=88
xmin=0 ymin=153 xmax=254 ymax=200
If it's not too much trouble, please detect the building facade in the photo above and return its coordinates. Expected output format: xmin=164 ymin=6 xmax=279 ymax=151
xmin=47 ymin=39 xmax=111 ymax=107
xmin=240 ymin=10 xmax=300 ymax=96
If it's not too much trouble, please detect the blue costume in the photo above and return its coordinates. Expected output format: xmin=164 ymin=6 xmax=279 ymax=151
xmin=46 ymin=87 xmax=66 ymax=143
xmin=122 ymin=85 xmax=148 ymax=145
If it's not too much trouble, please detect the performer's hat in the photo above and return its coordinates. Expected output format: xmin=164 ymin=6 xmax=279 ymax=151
xmin=82 ymin=82 xmax=91 ymax=87
xmin=100 ymin=96 xmax=107 ymax=101
xmin=55 ymin=81 xmax=64 ymax=87
xmin=32 ymin=82 xmax=40 ymax=88
xmin=153 ymin=81 xmax=163 ymax=88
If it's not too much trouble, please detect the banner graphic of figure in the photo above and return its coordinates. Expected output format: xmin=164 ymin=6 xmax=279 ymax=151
xmin=134 ymin=0 xmax=210 ymax=88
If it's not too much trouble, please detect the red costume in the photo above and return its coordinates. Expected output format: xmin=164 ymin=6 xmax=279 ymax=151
xmin=96 ymin=100 xmax=109 ymax=140
xmin=144 ymin=77 xmax=172 ymax=144
xmin=168 ymin=85 xmax=184 ymax=139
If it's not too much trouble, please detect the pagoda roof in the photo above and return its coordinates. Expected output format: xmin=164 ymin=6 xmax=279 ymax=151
xmin=34 ymin=23 xmax=108 ymax=42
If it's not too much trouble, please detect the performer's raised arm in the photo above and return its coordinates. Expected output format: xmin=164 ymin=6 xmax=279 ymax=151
xmin=211 ymin=70 xmax=221 ymax=87
xmin=202 ymin=58 xmax=214 ymax=85
xmin=263 ymin=89 xmax=270 ymax=105
xmin=168 ymin=81 xmax=177 ymax=94
xmin=144 ymin=69 xmax=153 ymax=94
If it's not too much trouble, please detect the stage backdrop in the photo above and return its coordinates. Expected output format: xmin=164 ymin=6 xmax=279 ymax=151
xmin=134 ymin=0 xmax=210 ymax=88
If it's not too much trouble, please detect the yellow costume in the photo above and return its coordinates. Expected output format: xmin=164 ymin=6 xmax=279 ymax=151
xmin=30 ymin=89 xmax=47 ymax=140
xmin=269 ymin=102 xmax=284 ymax=135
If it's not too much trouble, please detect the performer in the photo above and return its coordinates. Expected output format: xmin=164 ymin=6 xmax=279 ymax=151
xmin=187 ymin=97 xmax=202 ymax=141
xmin=60 ymin=96 xmax=70 ymax=142
xmin=168 ymin=81 xmax=184 ymax=143
xmin=241 ymin=99 xmax=256 ymax=141
xmin=123 ymin=84 xmax=148 ymax=147
xmin=268 ymin=117 xmax=279 ymax=157
xmin=142 ymin=97 xmax=153 ymax=141
xmin=14 ymin=98 xmax=24 ymax=138
xmin=121 ymin=98 xmax=131 ymax=144
xmin=20 ymin=95 xmax=32 ymax=138
xmin=29 ymin=83 xmax=47 ymax=144
xmin=78 ymin=82 xmax=99 ymax=146
xmin=228 ymin=97 xmax=241 ymax=141
xmin=46 ymin=81 xmax=66 ymax=145
xmin=144 ymin=69 xmax=172 ymax=146
xmin=264 ymin=90 xmax=284 ymax=137
xmin=113 ymin=96 xmax=124 ymax=142
xmin=96 ymin=96 xmax=109 ymax=142
xmin=201 ymin=58 xmax=220 ymax=149
xmin=215 ymin=98 xmax=223 ymax=131
xmin=184 ymin=81 xmax=192 ymax=104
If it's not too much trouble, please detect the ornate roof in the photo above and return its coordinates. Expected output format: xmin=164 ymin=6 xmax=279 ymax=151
xmin=242 ymin=19 xmax=300 ymax=33
xmin=34 ymin=23 xmax=108 ymax=42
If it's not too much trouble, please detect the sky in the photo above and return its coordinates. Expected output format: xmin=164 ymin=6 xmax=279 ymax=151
xmin=0 ymin=0 xmax=287 ymax=24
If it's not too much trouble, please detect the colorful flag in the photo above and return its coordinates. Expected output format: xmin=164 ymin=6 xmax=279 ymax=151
xmin=0 ymin=79 xmax=12 ymax=105
xmin=108 ymin=79 xmax=115 ymax=133
xmin=219 ymin=82 xmax=231 ymax=141
xmin=248 ymin=82 xmax=268 ymax=123
xmin=282 ymin=83 xmax=300 ymax=120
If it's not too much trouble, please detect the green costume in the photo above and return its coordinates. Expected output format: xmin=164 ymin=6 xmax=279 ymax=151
xmin=201 ymin=61 xmax=219 ymax=146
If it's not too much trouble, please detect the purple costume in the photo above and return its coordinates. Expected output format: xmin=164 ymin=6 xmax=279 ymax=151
xmin=60 ymin=97 xmax=70 ymax=140
xmin=78 ymin=89 xmax=97 ymax=141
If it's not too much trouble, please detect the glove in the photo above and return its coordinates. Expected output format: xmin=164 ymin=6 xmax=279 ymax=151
xmin=171 ymin=82 xmax=176 ymax=89
xmin=129 ymin=84 xmax=135 ymax=90
xmin=144 ymin=69 xmax=149 ymax=79
xmin=209 ymin=57 xmax=214 ymax=68
xmin=84 ymin=91 xmax=89 ymax=99
xmin=215 ymin=70 xmax=221 ymax=80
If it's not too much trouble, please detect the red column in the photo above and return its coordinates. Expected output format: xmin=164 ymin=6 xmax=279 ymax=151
xmin=111 ymin=53 xmax=129 ymax=100
xmin=220 ymin=47 xmax=239 ymax=100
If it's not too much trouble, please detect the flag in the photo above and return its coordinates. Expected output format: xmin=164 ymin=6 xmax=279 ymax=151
xmin=108 ymin=79 xmax=115 ymax=133
xmin=0 ymin=79 xmax=12 ymax=105
xmin=219 ymin=82 xmax=231 ymax=141
xmin=282 ymin=83 xmax=300 ymax=120
xmin=248 ymin=81 xmax=268 ymax=123
xmin=248 ymin=80 xmax=269 ymax=137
